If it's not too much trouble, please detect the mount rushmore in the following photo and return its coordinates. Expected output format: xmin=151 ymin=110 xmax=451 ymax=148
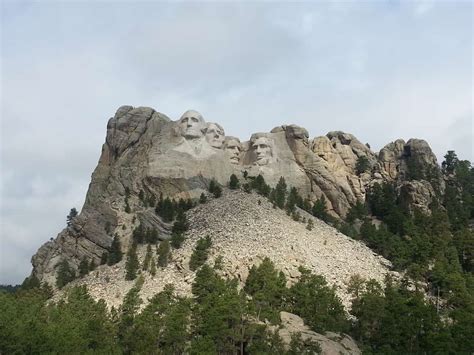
xmin=31 ymin=106 xmax=442 ymax=284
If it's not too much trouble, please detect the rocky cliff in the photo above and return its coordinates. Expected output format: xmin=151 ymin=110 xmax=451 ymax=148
xmin=31 ymin=106 xmax=442 ymax=287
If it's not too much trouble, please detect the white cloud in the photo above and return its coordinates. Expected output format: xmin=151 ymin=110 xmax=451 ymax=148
xmin=1 ymin=0 xmax=472 ymax=284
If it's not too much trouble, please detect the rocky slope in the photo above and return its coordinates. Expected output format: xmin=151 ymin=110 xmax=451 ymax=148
xmin=62 ymin=190 xmax=394 ymax=310
xmin=31 ymin=105 xmax=440 ymax=290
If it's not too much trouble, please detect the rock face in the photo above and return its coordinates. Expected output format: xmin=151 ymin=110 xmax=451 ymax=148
xmin=277 ymin=312 xmax=360 ymax=355
xmin=58 ymin=191 xmax=394 ymax=311
xmin=31 ymin=106 xmax=441 ymax=285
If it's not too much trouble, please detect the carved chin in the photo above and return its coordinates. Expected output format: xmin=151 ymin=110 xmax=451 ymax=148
xmin=255 ymin=157 xmax=270 ymax=166
xmin=210 ymin=140 xmax=224 ymax=149
xmin=183 ymin=130 xmax=202 ymax=139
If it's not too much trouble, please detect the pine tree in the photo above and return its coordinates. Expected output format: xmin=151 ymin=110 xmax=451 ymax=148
xmin=199 ymin=192 xmax=207 ymax=204
xmin=125 ymin=243 xmax=140 ymax=281
xmin=66 ymin=208 xmax=78 ymax=227
xmin=108 ymin=234 xmax=123 ymax=266
xmin=172 ymin=210 xmax=188 ymax=235
xmin=138 ymin=189 xmax=145 ymax=202
xmin=150 ymin=257 xmax=157 ymax=276
xmin=100 ymin=252 xmax=108 ymax=265
xmin=312 ymin=196 xmax=329 ymax=222
xmin=78 ymin=257 xmax=90 ymax=277
xmin=274 ymin=177 xmax=287 ymax=209
xmin=89 ymin=259 xmax=97 ymax=272
xmin=56 ymin=259 xmax=76 ymax=289
xmin=189 ymin=236 xmax=213 ymax=271
xmin=306 ymin=219 xmax=314 ymax=231
xmin=171 ymin=232 xmax=185 ymax=249
xmin=229 ymin=174 xmax=240 ymax=189
xmin=157 ymin=240 xmax=171 ymax=267
xmin=356 ymin=156 xmax=370 ymax=175
xmin=142 ymin=245 xmax=152 ymax=271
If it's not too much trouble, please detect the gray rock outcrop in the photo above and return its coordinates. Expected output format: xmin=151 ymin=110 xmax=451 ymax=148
xmin=31 ymin=106 xmax=441 ymax=285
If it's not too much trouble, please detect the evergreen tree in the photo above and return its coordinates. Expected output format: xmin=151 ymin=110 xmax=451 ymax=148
xmin=189 ymin=236 xmax=213 ymax=271
xmin=147 ymin=194 xmax=156 ymax=209
xmin=132 ymin=224 xmax=145 ymax=244
xmin=66 ymin=208 xmax=78 ymax=227
xmin=150 ymin=257 xmax=157 ymax=276
xmin=100 ymin=252 xmax=108 ymax=265
xmin=125 ymin=244 xmax=140 ymax=281
xmin=157 ymin=241 xmax=171 ymax=267
xmin=251 ymin=175 xmax=271 ymax=196
xmin=306 ymin=219 xmax=314 ymax=231
xmin=199 ymin=192 xmax=207 ymax=204
xmin=172 ymin=209 xmax=188 ymax=235
xmin=273 ymin=177 xmax=287 ymax=209
xmin=78 ymin=257 xmax=89 ymax=277
xmin=89 ymin=259 xmax=97 ymax=272
xmin=312 ymin=196 xmax=329 ymax=222
xmin=355 ymin=156 xmax=370 ymax=175
xmin=138 ymin=189 xmax=145 ymax=202
xmin=288 ymin=267 xmax=348 ymax=333
xmin=157 ymin=197 xmax=175 ymax=222
xmin=170 ymin=232 xmax=185 ymax=249
xmin=56 ymin=259 xmax=76 ymax=289
xmin=244 ymin=257 xmax=287 ymax=323
xmin=142 ymin=245 xmax=152 ymax=271
xmin=286 ymin=186 xmax=302 ymax=213
xmin=107 ymin=234 xmax=123 ymax=266
xmin=229 ymin=174 xmax=240 ymax=190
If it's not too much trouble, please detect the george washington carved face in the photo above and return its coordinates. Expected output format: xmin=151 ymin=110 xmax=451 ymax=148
xmin=251 ymin=136 xmax=273 ymax=165
xmin=178 ymin=110 xmax=206 ymax=139
xmin=205 ymin=122 xmax=225 ymax=148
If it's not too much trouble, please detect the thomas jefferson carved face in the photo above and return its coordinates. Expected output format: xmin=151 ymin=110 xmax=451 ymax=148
xmin=224 ymin=137 xmax=242 ymax=164
xmin=205 ymin=123 xmax=225 ymax=148
xmin=178 ymin=110 xmax=205 ymax=139
xmin=252 ymin=136 xmax=273 ymax=165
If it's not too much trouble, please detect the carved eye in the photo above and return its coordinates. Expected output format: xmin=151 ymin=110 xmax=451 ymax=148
xmin=191 ymin=117 xmax=198 ymax=122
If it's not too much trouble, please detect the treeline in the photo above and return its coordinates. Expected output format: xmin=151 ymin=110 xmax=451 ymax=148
xmin=2 ymin=256 xmax=471 ymax=354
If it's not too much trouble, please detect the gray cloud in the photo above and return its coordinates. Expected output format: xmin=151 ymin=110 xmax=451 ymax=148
xmin=1 ymin=0 xmax=472 ymax=284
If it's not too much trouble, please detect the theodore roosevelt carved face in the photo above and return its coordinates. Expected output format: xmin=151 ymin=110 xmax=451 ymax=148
xmin=205 ymin=122 xmax=225 ymax=148
xmin=178 ymin=110 xmax=205 ymax=139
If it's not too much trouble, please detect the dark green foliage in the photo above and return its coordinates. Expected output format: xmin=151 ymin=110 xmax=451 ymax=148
xmin=306 ymin=219 xmax=314 ymax=230
xmin=124 ymin=200 xmax=131 ymax=213
xmin=346 ymin=201 xmax=367 ymax=223
xmin=20 ymin=275 xmax=40 ymax=290
xmin=172 ymin=209 xmax=188 ymax=235
xmin=273 ymin=176 xmax=287 ymax=209
xmin=312 ymin=196 xmax=330 ymax=222
xmin=78 ymin=257 xmax=89 ymax=277
xmin=351 ymin=279 xmax=451 ymax=354
xmin=209 ymin=179 xmax=222 ymax=197
xmin=156 ymin=196 xmax=175 ymax=222
xmin=132 ymin=223 xmax=159 ymax=244
xmin=100 ymin=252 xmax=108 ymax=265
xmin=250 ymin=174 xmax=271 ymax=196
xmin=405 ymin=156 xmax=425 ymax=180
xmin=286 ymin=187 xmax=303 ymax=213
xmin=244 ymin=257 xmax=287 ymax=323
xmin=89 ymin=259 xmax=97 ymax=272
xmin=288 ymin=332 xmax=322 ymax=354
xmin=171 ymin=232 xmax=185 ymax=249
xmin=189 ymin=236 xmax=212 ymax=271
xmin=142 ymin=245 xmax=152 ymax=271
xmin=442 ymin=150 xmax=458 ymax=174
xmin=118 ymin=278 xmax=143 ymax=352
xmin=125 ymin=244 xmax=139 ymax=281
xmin=199 ymin=192 xmax=207 ymax=204
xmin=229 ymin=173 xmax=240 ymax=189
xmin=138 ymin=189 xmax=145 ymax=202
xmin=66 ymin=207 xmax=78 ymax=227
xmin=107 ymin=234 xmax=123 ymax=266
xmin=147 ymin=194 xmax=156 ymax=208
xmin=56 ymin=259 xmax=76 ymax=289
xmin=355 ymin=156 xmax=370 ymax=175
xmin=288 ymin=267 xmax=348 ymax=333
xmin=157 ymin=240 xmax=171 ymax=267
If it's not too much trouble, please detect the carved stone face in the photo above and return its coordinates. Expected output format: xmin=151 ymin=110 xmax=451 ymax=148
xmin=252 ymin=137 xmax=273 ymax=165
xmin=178 ymin=110 xmax=205 ymax=139
xmin=224 ymin=138 xmax=242 ymax=164
xmin=205 ymin=123 xmax=225 ymax=148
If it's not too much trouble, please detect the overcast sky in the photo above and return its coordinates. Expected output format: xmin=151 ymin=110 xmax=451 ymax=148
xmin=1 ymin=0 xmax=472 ymax=284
